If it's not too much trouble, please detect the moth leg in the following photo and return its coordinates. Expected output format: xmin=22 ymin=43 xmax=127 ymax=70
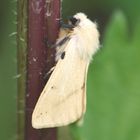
xmin=43 ymin=37 xmax=55 ymax=48
xmin=43 ymin=36 xmax=70 ymax=48
xmin=56 ymin=36 xmax=70 ymax=47
xmin=44 ymin=66 xmax=55 ymax=80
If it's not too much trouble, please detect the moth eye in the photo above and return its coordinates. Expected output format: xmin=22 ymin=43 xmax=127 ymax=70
xmin=69 ymin=17 xmax=80 ymax=26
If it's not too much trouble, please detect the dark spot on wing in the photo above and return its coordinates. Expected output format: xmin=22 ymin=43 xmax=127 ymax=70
xmin=61 ymin=51 xmax=65 ymax=59
xmin=51 ymin=86 xmax=57 ymax=90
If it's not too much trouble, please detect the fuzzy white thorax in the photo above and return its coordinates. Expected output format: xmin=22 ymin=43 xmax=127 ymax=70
xmin=72 ymin=13 xmax=100 ymax=62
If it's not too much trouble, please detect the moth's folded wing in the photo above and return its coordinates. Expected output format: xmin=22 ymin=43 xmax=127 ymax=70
xmin=32 ymin=40 xmax=88 ymax=128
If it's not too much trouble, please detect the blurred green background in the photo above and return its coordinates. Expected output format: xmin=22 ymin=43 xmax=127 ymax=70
xmin=0 ymin=0 xmax=140 ymax=140
xmin=0 ymin=1 xmax=17 ymax=140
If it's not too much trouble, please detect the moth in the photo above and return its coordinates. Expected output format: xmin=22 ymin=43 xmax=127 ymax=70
xmin=32 ymin=12 xmax=100 ymax=129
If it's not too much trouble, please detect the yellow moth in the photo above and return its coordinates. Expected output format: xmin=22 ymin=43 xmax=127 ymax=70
xmin=32 ymin=13 xmax=100 ymax=129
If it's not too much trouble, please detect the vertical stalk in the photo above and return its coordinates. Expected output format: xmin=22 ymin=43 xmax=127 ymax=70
xmin=26 ymin=0 xmax=60 ymax=140
xmin=17 ymin=0 xmax=60 ymax=139
xmin=17 ymin=0 xmax=27 ymax=140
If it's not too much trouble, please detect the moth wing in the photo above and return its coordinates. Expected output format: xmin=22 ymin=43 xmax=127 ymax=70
xmin=32 ymin=39 xmax=88 ymax=128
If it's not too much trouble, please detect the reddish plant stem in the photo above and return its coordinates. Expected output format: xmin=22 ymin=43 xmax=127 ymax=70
xmin=26 ymin=0 xmax=60 ymax=140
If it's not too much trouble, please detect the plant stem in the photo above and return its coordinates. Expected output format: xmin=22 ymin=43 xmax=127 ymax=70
xmin=26 ymin=0 xmax=60 ymax=140
xmin=17 ymin=0 xmax=60 ymax=140
xmin=17 ymin=0 xmax=27 ymax=139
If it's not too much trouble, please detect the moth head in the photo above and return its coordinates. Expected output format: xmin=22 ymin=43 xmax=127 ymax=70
xmin=68 ymin=16 xmax=80 ymax=27
xmin=68 ymin=13 xmax=89 ymax=28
